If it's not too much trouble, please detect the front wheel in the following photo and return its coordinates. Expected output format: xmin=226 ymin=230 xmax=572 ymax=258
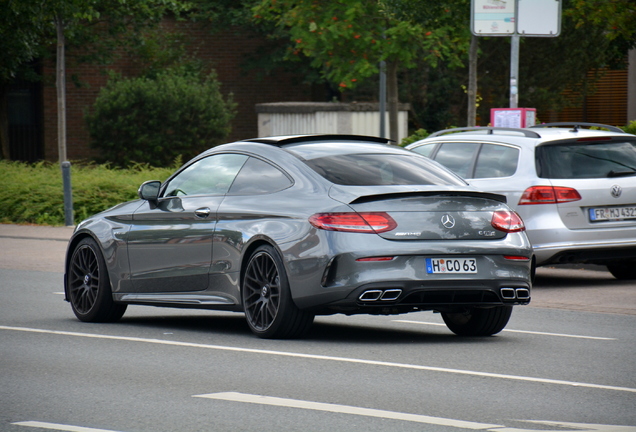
xmin=441 ymin=306 xmax=512 ymax=336
xmin=67 ymin=237 xmax=127 ymax=322
xmin=242 ymin=245 xmax=314 ymax=339
xmin=607 ymin=261 xmax=636 ymax=280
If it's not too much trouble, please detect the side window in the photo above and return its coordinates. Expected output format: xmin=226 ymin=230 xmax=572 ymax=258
xmin=229 ymin=157 xmax=293 ymax=194
xmin=410 ymin=143 xmax=437 ymax=158
xmin=163 ymin=154 xmax=248 ymax=197
xmin=474 ymin=144 xmax=519 ymax=178
xmin=433 ymin=143 xmax=479 ymax=178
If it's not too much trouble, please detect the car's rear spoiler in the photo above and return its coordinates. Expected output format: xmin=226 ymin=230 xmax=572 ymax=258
xmin=348 ymin=190 xmax=508 ymax=205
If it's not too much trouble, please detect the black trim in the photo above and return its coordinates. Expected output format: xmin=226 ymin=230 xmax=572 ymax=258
xmin=244 ymin=134 xmax=392 ymax=146
xmin=349 ymin=190 xmax=507 ymax=205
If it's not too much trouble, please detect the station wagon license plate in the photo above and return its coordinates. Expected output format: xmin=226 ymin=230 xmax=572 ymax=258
xmin=589 ymin=206 xmax=636 ymax=222
xmin=426 ymin=258 xmax=477 ymax=274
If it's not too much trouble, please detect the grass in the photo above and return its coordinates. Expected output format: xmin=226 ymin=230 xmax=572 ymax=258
xmin=0 ymin=160 xmax=176 ymax=226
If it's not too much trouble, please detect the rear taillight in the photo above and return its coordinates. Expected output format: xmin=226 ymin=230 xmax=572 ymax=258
xmin=309 ymin=212 xmax=397 ymax=233
xmin=518 ymin=186 xmax=581 ymax=205
xmin=491 ymin=210 xmax=525 ymax=233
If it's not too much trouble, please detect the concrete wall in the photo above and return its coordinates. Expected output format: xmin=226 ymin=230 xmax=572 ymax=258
xmin=256 ymin=102 xmax=410 ymax=143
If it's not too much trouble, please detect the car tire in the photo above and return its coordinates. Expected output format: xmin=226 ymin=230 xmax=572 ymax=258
xmin=607 ymin=261 xmax=636 ymax=280
xmin=67 ymin=237 xmax=127 ymax=322
xmin=242 ymin=245 xmax=314 ymax=339
xmin=441 ymin=305 xmax=512 ymax=336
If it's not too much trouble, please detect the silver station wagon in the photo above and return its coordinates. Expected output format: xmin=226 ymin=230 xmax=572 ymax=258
xmin=406 ymin=123 xmax=636 ymax=279
xmin=65 ymin=135 xmax=532 ymax=339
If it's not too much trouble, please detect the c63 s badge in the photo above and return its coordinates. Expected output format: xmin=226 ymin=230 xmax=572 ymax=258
xmin=479 ymin=230 xmax=497 ymax=237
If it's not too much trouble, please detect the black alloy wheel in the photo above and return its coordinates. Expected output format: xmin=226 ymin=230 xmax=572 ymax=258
xmin=242 ymin=245 xmax=314 ymax=339
xmin=67 ymin=238 xmax=127 ymax=322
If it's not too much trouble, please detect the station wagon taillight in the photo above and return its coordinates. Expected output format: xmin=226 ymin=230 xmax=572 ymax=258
xmin=518 ymin=186 xmax=581 ymax=205
xmin=309 ymin=212 xmax=397 ymax=233
xmin=491 ymin=210 xmax=525 ymax=233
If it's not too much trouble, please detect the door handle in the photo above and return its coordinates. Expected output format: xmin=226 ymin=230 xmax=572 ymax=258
xmin=194 ymin=207 xmax=211 ymax=219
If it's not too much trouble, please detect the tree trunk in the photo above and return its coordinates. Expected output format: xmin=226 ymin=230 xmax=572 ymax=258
xmin=386 ymin=60 xmax=399 ymax=144
xmin=467 ymin=35 xmax=478 ymax=127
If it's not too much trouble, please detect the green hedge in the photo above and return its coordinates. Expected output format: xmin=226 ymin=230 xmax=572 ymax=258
xmin=0 ymin=161 xmax=175 ymax=226
xmin=86 ymin=70 xmax=236 ymax=167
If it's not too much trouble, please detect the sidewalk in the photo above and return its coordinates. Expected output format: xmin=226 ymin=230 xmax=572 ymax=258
xmin=0 ymin=224 xmax=73 ymax=273
xmin=0 ymin=223 xmax=74 ymax=242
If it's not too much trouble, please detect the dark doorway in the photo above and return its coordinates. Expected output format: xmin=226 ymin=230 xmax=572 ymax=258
xmin=8 ymin=78 xmax=43 ymax=162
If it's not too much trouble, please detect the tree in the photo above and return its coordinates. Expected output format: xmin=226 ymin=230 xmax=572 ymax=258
xmin=252 ymin=0 xmax=466 ymax=143
xmin=0 ymin=0 xmax=187 ymax=160
xmin=86 ymin=70 xmax=236 ymax=167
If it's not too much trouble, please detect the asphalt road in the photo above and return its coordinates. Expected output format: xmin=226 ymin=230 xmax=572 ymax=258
xmin=1 ymin=224 xmax=635 ymax=432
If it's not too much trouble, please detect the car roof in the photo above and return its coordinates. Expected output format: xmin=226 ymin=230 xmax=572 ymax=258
xmin=227 ymin=134 xmax=417 ymax=160
xmin=407 ymin=123 xmax=635 ymax=149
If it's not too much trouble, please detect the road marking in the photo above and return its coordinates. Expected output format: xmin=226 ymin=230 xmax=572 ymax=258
xmin=194 ymin=392 xmax=636 ymax=432
xmin=2 ymin=325 xmax=635 ymax=394
xmin=12 ymin=421 xmax=123 ymax=432
xmin=194 ymin=391 xmax=500 ymax=429
xmin=394 ymin=320 xmax=618 ymax=341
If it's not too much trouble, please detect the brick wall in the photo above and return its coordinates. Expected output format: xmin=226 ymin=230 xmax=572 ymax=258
xmin=42 ymin=19 xmax=316 ymax=162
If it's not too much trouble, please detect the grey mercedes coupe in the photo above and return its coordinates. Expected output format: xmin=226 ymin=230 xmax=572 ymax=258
xmin=64 ymin=135 xmax=533 ymax=339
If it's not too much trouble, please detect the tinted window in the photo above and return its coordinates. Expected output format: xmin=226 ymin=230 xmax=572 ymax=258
xmin=410 ymin=143 xmax=437 ymax=157
xmin=434 ymin=143 xmax=479 ymax=178
xmin=229 ymin=157 xmax=292 ymax=194
xmin=474 ymin=144 xmax=519 ymax=178
xmin=163 ymin=154 xmax=248 ymax=197
xmin=303 ymin=154 xmax=465 ymax=186
xmin=537 ymin=141 xmax=636 ymax=179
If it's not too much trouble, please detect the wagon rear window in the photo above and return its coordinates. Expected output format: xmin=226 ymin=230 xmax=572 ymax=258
xmin=537 ymin=141 xmax=636 ymax=179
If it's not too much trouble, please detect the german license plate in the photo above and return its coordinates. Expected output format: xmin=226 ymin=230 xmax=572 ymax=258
xmin=589 ymin=206 xmax=636 ymax=222
xmin=426 ymin=258 xmax=477 ymax=274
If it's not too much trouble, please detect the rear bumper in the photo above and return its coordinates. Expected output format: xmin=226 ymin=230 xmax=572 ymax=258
xmin=534 ymin=241 xmax=636 ymax=266
xmin=283 ymin=229 xmax=532 ymax=312
xmin=309 ymin=279 xmax=531 ymax=315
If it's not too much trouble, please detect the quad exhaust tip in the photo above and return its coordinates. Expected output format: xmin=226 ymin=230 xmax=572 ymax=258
xmin=501 ymin=287 xmax=530 ymax=301
xmin=359 ymin=289 xmax=402 ymax=302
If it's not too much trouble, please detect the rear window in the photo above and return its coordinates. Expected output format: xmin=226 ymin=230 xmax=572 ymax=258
xmin=301 ymin=154 xmax=466 ymax=186
xmin=537 ymin=141 xmax=636 ymax=179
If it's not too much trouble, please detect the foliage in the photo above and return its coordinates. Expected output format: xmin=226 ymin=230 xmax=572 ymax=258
xmin=0 ymin=160 xmax=176 ymax=226
xmin=252 ymin=0 xmax=466 ymax=90
xmin=624 ymin=121 xmax=636 ymax=135
xmin=85 ymin=70 xmax=236 ymax=167
xmin=566 ymin=0 xmax=636 ymax=46
xmin=399 ymin=129 xmax=430 ymax=147
xmin=0 ymin=0 xmax=188 ymax=84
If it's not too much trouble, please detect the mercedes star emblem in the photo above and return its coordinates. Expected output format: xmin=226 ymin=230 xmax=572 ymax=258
xmin=441 ymin=214 xmax=456 ymax=229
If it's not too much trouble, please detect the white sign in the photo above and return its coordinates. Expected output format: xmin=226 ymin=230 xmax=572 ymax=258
xmin=517 ymin=0 xmax=561 ymax=36
xmin=472 ymin=0 xmax=561 ymax=37
xmin=472 ymin=0 xmax=515 ymax=35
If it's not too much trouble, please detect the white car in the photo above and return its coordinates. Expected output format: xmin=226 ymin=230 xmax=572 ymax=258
xmin=406 ymin=123 xmax=636 ymax=279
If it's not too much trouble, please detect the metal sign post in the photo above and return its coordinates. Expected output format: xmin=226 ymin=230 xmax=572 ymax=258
xmin=471 ymin=0 xmax=561 ymax=108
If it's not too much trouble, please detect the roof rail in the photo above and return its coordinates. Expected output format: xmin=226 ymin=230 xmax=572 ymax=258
xmin=244 ymin=134 xmax=391 ymax=146
xmin=428 ymin=127 xmax=541 ymax=138
xmin=530 ymin=122 xmax=625 ymax=133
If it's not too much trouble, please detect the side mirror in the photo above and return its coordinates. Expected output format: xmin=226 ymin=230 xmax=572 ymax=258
xmin=138 ymin=180 xmax=161 ymax=202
